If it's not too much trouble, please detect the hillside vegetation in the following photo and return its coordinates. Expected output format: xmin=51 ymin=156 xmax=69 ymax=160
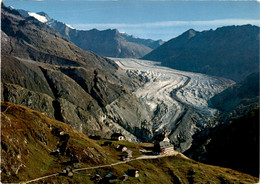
xmin=1 ymin=102 xmax=258 ymax=183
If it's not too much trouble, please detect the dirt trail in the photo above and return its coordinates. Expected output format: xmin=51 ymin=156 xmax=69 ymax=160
xmin=19 ymin=152 xmax=183 ymax=184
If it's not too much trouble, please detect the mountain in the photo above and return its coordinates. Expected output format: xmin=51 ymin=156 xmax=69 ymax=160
xmin=16 ymin=9 xmax=163 ymax=58
xmin=142 ymin=25 xmax=260 ymax=82
xmin=50 ymin=26 xmax=152 ymax=58
xmin=121 ymin=32 xmax=164 ymax=50
xmin=1 ymin=4 xmax=151 ymax=142
xmin=210 ymin=72 xmax=259 ymax=112
xmin=1 ymin=102 xmax=258 ymax=183
xmin=185 ymin=72 xmax=259 ymax=177
xmin=14 ymin=8 xmax=51 ymax=23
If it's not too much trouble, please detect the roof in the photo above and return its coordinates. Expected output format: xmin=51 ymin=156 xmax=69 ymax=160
xmin=154 ymin=134 xmax=166 ymax=141
xmin=111 ymin=133 xmax=123 ymax=137
xmin=105 ymin=173 xmax=115 ymax=178
xmin=126 ymin=150 xmax=132 ymax=154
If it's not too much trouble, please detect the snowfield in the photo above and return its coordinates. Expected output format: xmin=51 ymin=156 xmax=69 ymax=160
xmin=113 ymin=58 xmax=234 ymax=134
xmin=28 ymin=12 xmax=48 ymax=23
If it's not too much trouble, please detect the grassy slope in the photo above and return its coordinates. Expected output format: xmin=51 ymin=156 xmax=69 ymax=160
xmin=1 ymin=102 xmax=112 ymax=183
xmin=1 ymin=102 xmax=258 ymax=183
xmin=46 ymin=155 xmax=258 ymax=184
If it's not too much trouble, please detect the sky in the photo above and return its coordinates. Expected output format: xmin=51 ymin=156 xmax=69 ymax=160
xmin=3 ymin=0 xmax=260 ymax=41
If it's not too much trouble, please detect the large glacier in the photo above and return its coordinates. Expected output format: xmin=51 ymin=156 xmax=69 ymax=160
xmin=113 ymin=58 xmax=234 ymax=152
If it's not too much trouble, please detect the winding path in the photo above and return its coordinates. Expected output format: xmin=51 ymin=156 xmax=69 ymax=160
xmin=19 ymin=153 xmax=180 ymax=184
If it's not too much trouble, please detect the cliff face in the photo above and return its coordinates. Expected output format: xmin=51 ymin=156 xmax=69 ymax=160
xmin=1 ymin=5 xmax=151 ymax=142
xmin=142 ymin=25 xmax=259 ymax=82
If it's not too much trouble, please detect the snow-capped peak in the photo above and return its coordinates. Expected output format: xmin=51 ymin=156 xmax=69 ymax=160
xmin=65 ymin=24 xmax=75 ymax=29
xmin=28 ymin=12 xmax=48 ymax=23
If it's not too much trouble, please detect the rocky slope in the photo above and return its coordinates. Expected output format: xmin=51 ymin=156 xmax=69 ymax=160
xmin=142 ymin=25 xmax=260 ymax=82
xmin=185 ymin=72 xmax=259 ymax=177
xmin=1 ymin=102 xmax=258 ymax=183
xmin=16 ymin=8 xmax=163 ymax=58
xmin=1 ymin=4 xmax=151 ymax=142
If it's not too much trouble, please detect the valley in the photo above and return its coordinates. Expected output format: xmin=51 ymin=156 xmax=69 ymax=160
xmin=113 ymin=58 xmax=234 ymax=151
xmin=1 ymin=3 xmax=259 ymax=182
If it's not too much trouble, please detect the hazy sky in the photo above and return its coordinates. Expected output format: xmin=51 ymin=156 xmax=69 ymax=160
xmin=4 ymin=0 xmax=260 ymax=41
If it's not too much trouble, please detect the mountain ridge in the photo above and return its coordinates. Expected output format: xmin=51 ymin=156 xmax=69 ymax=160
xmin=16 ymin=8 xmax=164 ymax=58
xmin=142 ymin=25 xmax=259 ymax=82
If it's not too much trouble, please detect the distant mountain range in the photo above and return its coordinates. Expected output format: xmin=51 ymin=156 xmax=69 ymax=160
xmin=16 ymin=8 xmax=163 ymax=58
xmin=142 ymin=25 xmax=259 ymax=82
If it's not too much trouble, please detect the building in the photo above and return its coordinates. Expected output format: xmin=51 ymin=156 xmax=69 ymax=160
xmin=127 ymin=169 xmax=139 ymax=177
xmin=62 ymin=168 xmax=73 ymax=177
xmin=122 ymin=174 xmax=129 ymax=181
xmin=116 ymin=145 xmax=127 ymax=152
xmin=89 ymin=135 xmax=101 ymax=140
xmin=111 ymin=133 xmax=125 ymax=141
xmin=153 ymin=133 xmax=174 ymax=155
xmin=103 ymin=173 xmax=117 ymax=183
xmin=125 ymin=150 xmax=132 ymax=158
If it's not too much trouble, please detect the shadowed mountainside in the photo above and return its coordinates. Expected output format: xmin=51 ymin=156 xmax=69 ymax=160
xmin=142 ymin=25 xmax=259 ymax=82
xmin=185 ymin=72 xmax=259 ymax=177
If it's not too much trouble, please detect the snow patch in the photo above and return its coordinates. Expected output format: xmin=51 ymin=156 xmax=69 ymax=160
xmin=65 ymin=24 xmax=75 ymax=29
xmin=28 ymin=12 xmax=48 ymax=23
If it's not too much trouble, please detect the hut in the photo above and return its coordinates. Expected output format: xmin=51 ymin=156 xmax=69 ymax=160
xmin=62 ymin=168 xmax=73 ymax=177
xmin=116 ymin=145 xmax=127 ymax=152
xmin=111 ymin=133 xmax=125 ymax=141
xmin=122 ymin=174 xmax=129 ymax=181
xmin=153 ymin=133 xmax=174 ymax=155
xmin=89 ymin=135 xmax=101 ymax=140
xmin=103 ymin=173 xmax=117 ymax=183
xmin=92 ymin=174 xmax=102 ymax=181
xmin=127 ymin=169 xmax=139 ymax=177
xmin=125 ymin=150 xmax=132 ymax=158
